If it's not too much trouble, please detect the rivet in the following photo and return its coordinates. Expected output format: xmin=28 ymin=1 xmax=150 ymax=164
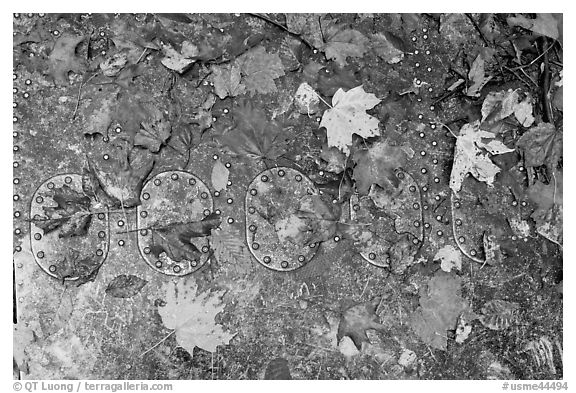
xmin=13 ymin=132 xmax=18 ymax=138
xmin=101 ymin=50 xmax=107 ymax=56
xmin=37 ymin=251 xmax=44 ymax=258
xmin=316 ymin=117 xmax=321 ymax=122
xmin=173 ymin=265 xmax=181 ymax=273
xmin=227 ymin=198 xmax=233 ymax=204
xmin=118 ymin=240 xmax=125 ymax=246
xmin=154 ymin=179 xmax=161 ymax=186
xmin=423 ymin=204 xmax=429 ymax=210
xmin=25 ymin=79 xmax=31 ymax=85
xmin=295 ymin=174 xmax=302 ymax=182
xmin=426 ymin=50 xmax=431 ymax=55
xmin=203 ymin=209 xmax=211 ymax=216
xmin=191 ymin=260 xmax=198 ymax=267
xmin=421 ymin=168 xmax=427 ymax=174
xmin=117 ymin=220 xmax=124 ymax=227
xmin=49 ymin=265 xmax=57 ymax=272
xmin=427 ymin=67 xmax=432 ymax=72
xmin=98 ymin=231 xmax=106 ymax=238
xmin=252 ymin=243 xmax=259 ymax=250
xmin=416 ymin=80 xmax=421 ymax=86
xmin=419 ymin=132 xmax=425 ymax=138
xmin=201 ymin=192 xmax=208 ymax=199
xmin=103 ymin=154 xmax=110 ymax=160
xmin=418 ymin=114 xmax=423 ymax=120
xmin=223 ymin=108 xmax=229 ymax=114
xmin=227 ymin=217 xmax=235 ymax=224
xmin=436 ymin=215 xmax=442 ymax=221
xmin=13 ymin=117 xmax=18 ymax=123
xmin=397 ymin=172 xmax=405 ymax=179
xmin=227 ymin=180 xmax=232 ymax=186
xmin=353 ymin=204 xmax=360 ymax=211
xmin=189 ymin=178 xmax=196 ymax=186
xmin=281 ymin=261 xmax=289 ymax=268
xmin=264 ymin=256 xmax=271 ymax=264
xmin=13 ymin=162 xmax=19 ymax=168
xmin=519 ymin=166 xmax=525 ymax=172
xmin=470 ymin=250 xmax=477 ymax=256
xmin=411 ymin=36 xmax=416 ymax=42
xmin=512 ymin=200 xmax=518 ymax=206
xmin=278 ymin=169 xmax=285 ymax=177
xmin=434 ymin=177 xmax=440 ymax=183
xmin=47 ymin=182 xmax=55 ymax=189
xmin=23 ymin=92 xmax=29 ymax=99
xmin=261 ymin=175 xmax=269 ymax=182
xmin=309 ymin=243 xmax=316 ymax=248
xmin=458 ymin=236 xmax=465 ymax=243
xmin=511 ymin=235 xmax=518 ymax=241
xmin=454 ymin=201 xmax=461 ymax=208
xmin=437 ymin=230 xmax=443 ymax=236
xmin=413 ymin=203 xmax=420 ymax=209
xmin=455 ymin=219 xmax=462 ymax=226
xmin=213 ymin=191 xmax=220 ymax=197
xmin=140 ymin=229 xmax=148 ymax=236
xmin=14 ymin=13 xmax=20 ymax=18
xmin=13 ymin=178 xmax=20 ymax=184
xmin=139 ymin=211 xmax=148 ymax=218
xmin=15 ymin=246 xmax=22 ymax=252
xmin=368 ymin=253 xmax=376 ymax=260
xmin=417 ymin=98 xmax=422 ymax=102
xmin=34 ymin=233 xmax=41 ymax=240
xmin=414 ymin=220 xmax=420 ymax=227
xmin=64 ymin=176 xmax=72 ymax=184
xmin=170 ymin=173 xmax=179 ymax=181
xmin=13 ymin=102 xmax=17 ymax=108
xmin=415 ymin=62 xmax=420 ymax=67
xmin=521 ymin=201 xmax=527 ymax=207
xmin=420 ymin=151 xmax=426 ymax=157
xmin=96 ymin=249 xmax=104 ymax=256
xmin=213 ymin=154 xmax=219 ymax=160
xmin=334 ymin=236 xmax=340 ymax=242
xmin=409 ymin=185 xmax=416 ymax=192
xmin=14 ymin=195 xmax=20 ymax=201
xmin=412 ymin=238 xmax=419 ymax=245
xmin=423 ymin=28 xmax=428 ymax=33
xmin=142 ymin=192 xmax=150 ymax=200
xmin=39 ymin=13 xmax=45 ymax=17
xmin=249 ymin=225 xmax=257 ymax=232
xmin=432 ymin=159 xmax=438 ymax=165
xmin=13 ymin=88 xmax=18 ymax=94
xmin=225 ymin=162 xmax=231 ymax=168
xmin=424 ymin=223 xmax=430 ymax=229
xmin=428 ymin=87 xmax=433 ymax=92
xmin=414 ymin=50 xmax=419 ymax=55
xmin=202 ymin=245 xmax=210 ymax=253
xmin=248 ymin=206 xmax=256 ymax=214
xmin=53 ymin=30 xmax=60 ymax=36
xmin=423 ymin=34 xmax=428 ymax=39
xmin=216 ymin=209 xmax=222 ymax=215
xmin=155 ymin=261 xmax=163 ymax=268
xmin=250 ymin=189 xmax=257 ymax=196
xmin=430 ymin=105 xmax=435 ymax=111
xmin=143 ymin=247 xmax=151 ymax=254
xmin=435 ymin=195 xmax=441 ymax=201
xmin=298 ymin=255 xmax=306 ymax=263
xmin=103 ymin=137 xmax=109 ymax=143
xmin=14 ymin=211 xmax=21 ymax=218
xmin=212 ymin=117 xmax=217 ymax=122
xmin=431 ymin=141 xmax=437 ymax=146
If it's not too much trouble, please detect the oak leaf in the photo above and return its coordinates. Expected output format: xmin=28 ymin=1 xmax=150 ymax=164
xmin=320 ymin=85 xmax=381 ymax=155
xmin=158 ymin=278 xmax=236 ymax=354
xmin=237 ymin=46 xmax=285 ymax=95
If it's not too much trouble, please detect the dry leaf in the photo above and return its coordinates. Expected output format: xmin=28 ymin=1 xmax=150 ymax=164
xmin=210 ymin=226 xmax=250 ymax=268
xmin=83 ymin=96 xmax=115 ymax=137
xmin=160 ymin=41 xmax=199 ymax=73
xmin=322 ymin=27 xmax=368 ymax=67
xmin=237 ymin=46 xmax=285 ymax=95
xmin=48 ymin=33 xmax=86 ymax=85
xmin=481 ymin=89 xmax=520 ymax=125
xmin=158 ymin=278 xmax=236 ymax=354
xmin=134 ymin=107 xmax=172 ymax=153
xmin=294 ymin=82 xmax=320 ymax=115
xmin=106 ymin=275 xmax=147 ymax=298
xmin=211 ymin=63 xmax=245 ymax=99
xmin=434 ymin=245 xmax=462 ymax=272
xmin=320 ymin=85 xmax=381 ymax=155
xmin=190 ymin=93 xmax=216 ymax=134
xmin=352 ymin=141 xmax=407 ymax=195
xmin=99 ymin=52 xmax=129 ymax=77
xmin=466 ymin=54 xmax=492 ymax=97
xmin=449 ymin=121 xmax=515 ymax=193
xmin=285 ymin=13 xmax=325 ymax=49
xmin=370 ymin=32 xmax=404 ymax=64
xmin=507 ymin=13 xmax=560 ymax=40
xmin=211 ymin=160 xmax=229 ymax=192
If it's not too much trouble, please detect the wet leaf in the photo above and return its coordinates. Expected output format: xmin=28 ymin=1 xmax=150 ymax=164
xmin=320 ymin=85 xmax=381 ymax=155
xmin=106 ymin=275 xmax=148 ymax=298
xmin=211 ymin=63 xmax=245 ymax=99
xmin=449 ymin=121 xmax=515 ymax=193
xmin=134 ymin=107 xmax=172 ymax=153
xmin=158 ymin=278 xmax=236 ymax=354
xmin=295 ymin=195 xmax=341 ymax=245
xmin=409 ymin=271 xmax=471 ymax=350
xmin=83 ymin=96 xmax=115 ymax=137
xmin=322 ymin=26 xmax=368 ymax=67
xmin=319 ymin=144 xmax=347 ymax=174
xmin=516 ymin=123 xmax=562 ymax=169
xmin=352 ymin=141 xmax=408 ymax=195
xmin=337 ymin=298 xmax=386 ymax=350
xmin=237 ymin=46 xmax=285 ymax=95
xmin=278 ymin=36 xmax=301 ymax=72
xmin=48 ymin=33 xmax=86 ymax=85
xmin=479 ymin=300 xmax=519 ymax=330
xmin=211 ymin=160 xmax=229 ymax=192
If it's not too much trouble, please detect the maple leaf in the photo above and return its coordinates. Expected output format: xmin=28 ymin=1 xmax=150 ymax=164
xmin=158 ymin=278 xmax=236 ymax=354
xmin=516 ymin=123 xmax=562 ymax=169
xmin=134 ymin=107 xmax=173 ymax=153
xmin=85 ymin=153 xmax=154 ymax=208
xmin=322 ymin=26 xmax=368 ymax=67
xmin=351 ymin=141 xmax=408 ymax=195
xmin=409 ymin=271 xmax=471 ymax=350
xmin=320 ymin=85 xmax=381 ymax=155
xmin=211 ymin=63 xmax=245 ymax=99
xmin=211 ymin=160 xmax=229 ymax=192
xmin=218 ymin=100 xmax=289 ymax=162
xmin=32 ymin=185 xmax=93 ymax=238
xmin=237 ymin=46 xmax=285 ymax=95
xmin=337 ymin=298 xmax=386 ymax=350
xmin=449 ymin=121 xmax=515 ymax=194
xmin=48 ymin=33 xmax=86 ymax=85
xmin=105 ymin=275 xmax=148 ymax=298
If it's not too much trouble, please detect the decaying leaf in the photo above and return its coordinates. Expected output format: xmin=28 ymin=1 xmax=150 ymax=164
xmin=352 ymin=141 xmax=408 ymax=195
xmin=211 ymin=63 xmax=245 ymax=99
xmin=481 ymin=89 xmax=520 ymax=125
xmin=237 ymin=46 xmax=285 ymax=95
xmin=83 ymin=96 xmax=115 ymax=137
xmin=278 ymin=36 xmax=301 ymax=72
xmin=219 ymin=100 xmax=289 ymax=162
xmin=337 ymin=298 xmax=386 ymax=350
xmin=319 ymin=144 xmax=347 ymax=174
xmin=294 ymin=82 xmax=321 ymax=115
xmin=322 ymin=26 xmax=368 ymax=67
xmin=106 ymin=275 xmax=148 ymax=298
xmin=99 ymin=51 xmax=129 ymax=77
xmin=211 ymin=160 xmax=229 ymax=192
xmin=264 ymin=358 xmax=292 ymax=380
xmin=449 ymin=121 xmax=515 ymax=193
xmin=57 ymin=250 xmax=102 ymax=286
xmin=210 ymin=226 xmax=251 ymax=268
xmin=32 ymin=185 xmax=92 ymax=238
xmin=320 ymin=85 xmax=381 ymax=155
xmin=434 ymin=245 xmax=462 ymax=272
xmin=134 ymin=107 xmax=172 ymax=153
xmin=158 ymin=278 xmax=236 ymax=354
xmin=48 ymin=33 xmax=86 ymax=85
xmin=516 ymin=123 xmax=562 ymax=169
xmin=410 ymin=271 xmax=471 ymax=350
xmin=370 ymin=32 xmax=404 ymax=64
xmin=528 ymin=171 xmax=562 ymax=245
xmin=295 ymin=195 xmax=341 ymax=245
xmin=479 ymin=299 xmax=519 ymax=330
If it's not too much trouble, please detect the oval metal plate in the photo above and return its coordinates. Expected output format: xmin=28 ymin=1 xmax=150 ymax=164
xmin=136 ymin=170 xmax=213 ymax=276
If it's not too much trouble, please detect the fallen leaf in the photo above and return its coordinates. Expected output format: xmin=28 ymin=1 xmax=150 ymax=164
xmin=294 ymin=82 xmax=321 ymax=115
xmin=99 ymin=51 xmax=129 ymax=77
xmin=106 ymin=275 xmax=148 ymax=298
xmin=264 ymin=358 xmax=292 ymax=380
xmin=57 ymin=250 xmax=102 ymax=286
xmin=455 ymin=314 xmax=473 ymax=344
xmin=237 ymin=46 xmax=285 ymax=95
xmin=210 ymin=226 xmax=251 ymax=268
xmin=528 ymin=171 xmax=562 ymax=245
xmin=466 ymin=53 xmax=492 ymax=97
xmin=285 ymin=13 xmax=325 ymax=49
xmin=514 ymin=95 xmax=535 ymax=127
xmin=479 ymin=300 xmax=519 ymax=330
xmin=352 ymin=141 xmax=408 ymax=195
xmin=516 ymin=122 xmax=562 ymax=169
xmin=160 ymin=41 xmax=199 ymax=73
xmin=317 ymin=64 xmax=360 ymax=97
xmin=507 ymin=13 xmax=560 ymax=40
xmin=320 ymin=85 xmax=381 ymax=155
xmin=190 ymin=93 xmax=216 ymax=134
xmin=295 ymin=194 xmax=341 ymax=245
xmin=218 ymin=100 xmax=289 ymax=162
xmin=114 ymin=63 xmax=143 ymax=89
xmin=322 ymin=26 xmax=368 ymax=67
xmin=48 ymin=33 xmax=86 ymax=85
xmin=370 ymin=32 xmax=404 ymax=64
xmin=410 ymin=271 xmax=471 ymax=350
xmin=434 ymin=245 xmax=462 ymax=272
xmin=398 ymin=349 xmax=417 ymax=368
xmin=211 ymin=63 xmax=245 ymax=99
xmin=337 ymin=298 xmax=386 ymax=350
xmin=83 ymin=96 xmax=115 ymax=137
xmin=319 ymin=144 xmax=347 ymax=174
xmin=134 ymin=107 xmax=172 ymax=153
xmin=481 ymin=89 xmax=520 ymax=125
xmin=449 ymin=121 xmax=515 ymax=193
xmin=211 ymin=160 xmax=229 ymax=192
xmin=158 ymin=278 xmax=236 ymax=354
xmin=278 ymin=36 xmax=302 ymax=72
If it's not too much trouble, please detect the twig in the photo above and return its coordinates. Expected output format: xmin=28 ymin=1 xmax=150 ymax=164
xmin=465 ymin=13 xmax=490 ymax=47
xmin=501 ymin=65 xmax=534 ymax=90
xmin=71 ymin=73 xmax=98 ymax=120
xmin=436 ymin=122 xmax=458 ymax=138
xmin=140 ymin=330 xmax=175 ymax=357
xmin=248 ymin=13 xmax=314 ymax=49
xmin=510 ymin=41 xmax=555 ymax=71
xmin=136 ymin=48 xmax=148 ymax=64
xmin=541 ymin=37 xmax=553 ymax=123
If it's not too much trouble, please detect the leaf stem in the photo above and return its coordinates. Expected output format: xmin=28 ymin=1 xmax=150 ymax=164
xmin=140 ymin=330 xmax=175 ymax=357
